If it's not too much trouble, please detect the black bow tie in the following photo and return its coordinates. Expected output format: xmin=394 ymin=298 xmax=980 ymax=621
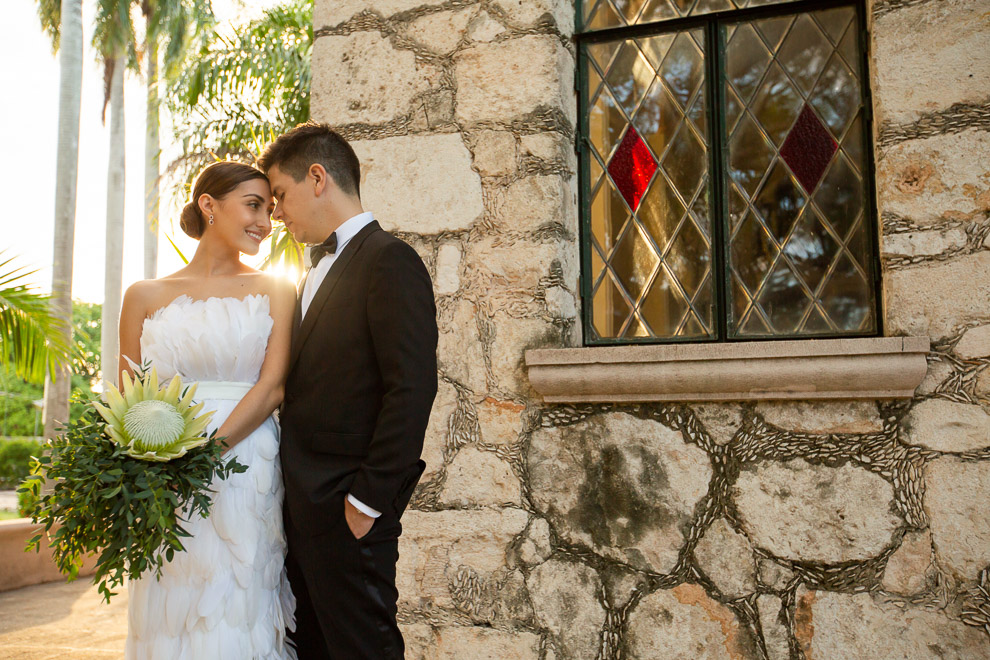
xmin=309 ymin=232 xmax=338 ymax=268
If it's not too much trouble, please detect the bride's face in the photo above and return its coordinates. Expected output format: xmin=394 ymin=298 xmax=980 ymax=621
xmin=211 ymin=179 xmax=274 ymax=256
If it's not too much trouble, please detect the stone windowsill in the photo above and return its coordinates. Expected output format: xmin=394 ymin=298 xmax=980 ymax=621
xmin=525 ymin=336 xmax=930 ymax=403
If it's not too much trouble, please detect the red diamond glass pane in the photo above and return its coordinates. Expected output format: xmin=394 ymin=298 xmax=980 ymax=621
xmin=779 ymin=104 xmax=838 ymax=193
xmin=607 ymin=125 xmax=658 ymax=211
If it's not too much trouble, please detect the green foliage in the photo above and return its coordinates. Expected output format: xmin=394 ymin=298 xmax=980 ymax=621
xmin=0 ymin=375 xmax=44 ymax=438
xmin=1 ymin=301 xmax=102 ymax=437
xmin=0 ymin=437 xmax=44 ymax=489
xmin=92 ymin=0 xmax=138 ymax=66
xmin=22 ymin=393 xmax=246 ymax=602
xmin=35 ymin=0 xmax=62 ymax=52
xmin=0 ymin=252 xmax=73 ymax=384
xmin=18 ymin=485 xmax=39 ymax=519
xmin=163 ymin=1 xmax=311 ymax=271
xmin=144 ymin=0 xmax=215 ymax=76
xmin=164 ymin=0 xmax=312 ymax=182
xmin=70 ymin=301 xmax=102 ymax=392
xmin=262 ymin=220 xmax=305 ymax=273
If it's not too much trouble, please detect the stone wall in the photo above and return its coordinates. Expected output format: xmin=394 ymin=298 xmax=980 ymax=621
xmin=311 ymin=0 xmax=990 ymax=657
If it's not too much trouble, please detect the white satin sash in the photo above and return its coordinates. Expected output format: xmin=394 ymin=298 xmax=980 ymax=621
xmin=191 ymin=381 xmax=253 ymax=401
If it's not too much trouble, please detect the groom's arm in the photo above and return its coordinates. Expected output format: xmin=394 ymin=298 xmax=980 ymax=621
xmin=349 ymin=239 xmax=439 ymax=516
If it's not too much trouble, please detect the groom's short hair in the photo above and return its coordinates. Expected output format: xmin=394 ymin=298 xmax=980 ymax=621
xmin=258 ymin=122 xmax=361 ymax=198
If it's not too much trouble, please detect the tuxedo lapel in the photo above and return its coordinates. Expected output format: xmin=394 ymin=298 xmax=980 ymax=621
xmin=290 ymin=220 xmax=382 ymax=369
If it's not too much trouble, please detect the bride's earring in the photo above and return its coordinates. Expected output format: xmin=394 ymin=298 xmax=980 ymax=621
xmin=209 ymin=215 xmax=214 ymax=225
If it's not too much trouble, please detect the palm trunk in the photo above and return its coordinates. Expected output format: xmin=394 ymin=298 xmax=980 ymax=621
xmin=144 ymin=33 xmax=159 ymax=281
xmin=42 ymin=0 xmax=83 ymax=440
xmin=101 ymin=60 xmax=126 ymax=388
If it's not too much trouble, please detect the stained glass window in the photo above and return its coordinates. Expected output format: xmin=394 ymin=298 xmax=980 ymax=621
xmin=584 ymin=0 xmax=805 ymax=32
xmin=580 ymin=0 xmax=879 ymax=343
xmin=588 ymin=30 xmax=713 ymax=339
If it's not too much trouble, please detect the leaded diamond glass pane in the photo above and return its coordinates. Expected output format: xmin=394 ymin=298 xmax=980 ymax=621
xmin=727 ymin=24 xmax=770 ymax=103
xmin=587 ymin=29 xmax=713 ymax=339
xmin=611 ymin=220 xmax=660 ymax=302
xmin=589 ymin=85 xmax=627 ymax=162
xmin=725 ymin=5 xmax=874 ymax=337
xmin=587 ymin=0 xmax=624 ymax=31
xmin=755 ymin=257 xmax=812 ymax=333
xmin=583 ymin=0 xmax=804 ymax=30
xmin=606 ymin=42 xmax=655 ymax=118
xmin=641 ymin=268 xmax=689 ymax=336
xmin=590 ymin=175 xmax=630 ymax=256
xmin=592 ymin=270 xmax=633 ymax=339
xmin=615 ymin=0 xmax=653 ymax=23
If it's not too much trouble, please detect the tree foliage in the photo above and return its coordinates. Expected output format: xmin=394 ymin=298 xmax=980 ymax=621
xmin=165 ymin=0 xmax=312 ymax=181
xmin=1 ymin=301 xmax=102 ymax=437
xmin=0 ymin=253 xmax=72 ymax=385
xmin=144 ymin=0 xmax=215 ymax=75
xmin=164 ymin=0 xmax=311 ymax=271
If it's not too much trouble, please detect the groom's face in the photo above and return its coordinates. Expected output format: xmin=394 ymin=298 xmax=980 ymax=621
xmin=269 ymin=164 xmax=322 ymax=244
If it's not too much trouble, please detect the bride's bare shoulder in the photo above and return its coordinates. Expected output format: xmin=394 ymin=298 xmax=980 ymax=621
xmin=123 ymin=278 xmax=186 ymax=317
xmin=121 ymin=279 xmax=160 ymax=317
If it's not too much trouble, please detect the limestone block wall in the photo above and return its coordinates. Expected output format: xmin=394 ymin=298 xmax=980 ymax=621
xmin=311 ymin=0 xmax=990 ymax=657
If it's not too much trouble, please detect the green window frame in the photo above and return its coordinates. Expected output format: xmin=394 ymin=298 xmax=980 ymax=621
xmin=577 ymin=0 xmax=883 ymax=345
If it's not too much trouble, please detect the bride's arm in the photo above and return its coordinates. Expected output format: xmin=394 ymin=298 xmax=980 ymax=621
xmin=117 ymin=281 xmax=151 ymax=386
xmin=216 ymin=277 xmax=296 ymax=452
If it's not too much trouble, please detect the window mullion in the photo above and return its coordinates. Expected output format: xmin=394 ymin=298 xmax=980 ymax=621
xmin=577 ymin=42 xmax=594 ymax=344
xmin=704 ymin=19 xmax=730 ymax=341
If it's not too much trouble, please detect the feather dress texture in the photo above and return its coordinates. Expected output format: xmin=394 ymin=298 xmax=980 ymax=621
xmin=125 ymin=294 xmax=295 ymax=660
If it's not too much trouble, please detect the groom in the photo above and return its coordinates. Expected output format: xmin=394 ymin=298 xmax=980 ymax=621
xmin=260 ymin=123 xmax=438 ymax=659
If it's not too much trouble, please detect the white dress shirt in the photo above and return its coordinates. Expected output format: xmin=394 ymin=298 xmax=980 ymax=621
xmin=300 ymin=211 xmax=381 ymax=519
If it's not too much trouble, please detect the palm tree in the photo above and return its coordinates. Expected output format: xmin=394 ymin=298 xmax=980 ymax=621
xmin=165 ymin=0 xmax=312 ymax=272
xmin=35 ymin=0 xmax=84 ymax=437
xmin=102 ymin=61 xmax=126 ymax=387
xmin=93 ymin=0 xmax=136 ymax=387
xmin=140 ymin=0 xmax=214 ymax=280
xmin=166 ymin=0 xmax=311 ymax=176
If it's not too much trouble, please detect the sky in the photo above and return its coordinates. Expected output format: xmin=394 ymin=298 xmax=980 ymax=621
xmin=1 ymin=0 xmax=281 ymax=304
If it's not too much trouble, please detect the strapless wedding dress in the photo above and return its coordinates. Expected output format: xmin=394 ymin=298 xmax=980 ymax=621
xmin=125 ymin=294 xmax=295 ymax=660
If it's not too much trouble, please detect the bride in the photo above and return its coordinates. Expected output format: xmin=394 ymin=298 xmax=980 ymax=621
xmin=117 ymin=161 xmax=297 ymax=659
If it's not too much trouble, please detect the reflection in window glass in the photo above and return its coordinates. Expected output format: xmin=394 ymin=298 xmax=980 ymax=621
xmin=726 ymin=6 xmax=875 ymax=337
xmin=587 ymin=30 xmax=714 ymax=340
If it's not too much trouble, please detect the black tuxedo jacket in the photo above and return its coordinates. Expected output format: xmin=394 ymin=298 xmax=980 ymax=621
xmin=280 ymin=220 xmax=438 ymax=536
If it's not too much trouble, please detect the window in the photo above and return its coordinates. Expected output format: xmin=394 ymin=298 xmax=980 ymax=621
xmin=579 ymin=0 xmax=881 ymax=344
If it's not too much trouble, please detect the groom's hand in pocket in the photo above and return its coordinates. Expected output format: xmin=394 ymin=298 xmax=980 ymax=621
xmin=344 ymin=497 xmax=375 ymax=540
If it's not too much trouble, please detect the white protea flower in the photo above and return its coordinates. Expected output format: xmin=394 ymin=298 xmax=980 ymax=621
xmin=93 ymin=368 xmax=215 ymax=462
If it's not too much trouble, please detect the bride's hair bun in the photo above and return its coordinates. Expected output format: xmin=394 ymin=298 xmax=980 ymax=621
xmin=180 ymin=202 xmax=204 ymax=239
xmin=179 ymin=161 xmax=269 ymax=241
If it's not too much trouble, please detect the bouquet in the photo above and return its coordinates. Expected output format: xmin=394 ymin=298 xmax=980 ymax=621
xmin=20 ymin=368 xmax=246 ymax=602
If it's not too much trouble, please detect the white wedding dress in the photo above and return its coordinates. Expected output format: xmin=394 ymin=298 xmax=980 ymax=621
xmin=125 ymin=294 xmax=296 ymax=660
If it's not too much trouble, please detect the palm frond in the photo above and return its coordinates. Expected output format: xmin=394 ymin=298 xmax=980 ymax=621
xmin=36 ymin=0 xmax=62 ymax=52
xmin=163 ymin=232 xmax=189 ymax=264
xmin=164 ymin=0 xmax=312 ymax=183
xmin=260 ymin=225 xmax=304 ymax=272
xmin=0 ymin=254 xmax=73 ymax=384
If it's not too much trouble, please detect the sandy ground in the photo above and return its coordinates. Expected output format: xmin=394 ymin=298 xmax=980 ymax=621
xmin=0 ymin=580 xmax=127 ymax=659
